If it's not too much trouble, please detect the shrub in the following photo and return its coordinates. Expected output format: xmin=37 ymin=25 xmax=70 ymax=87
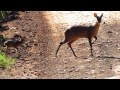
xmin=0 ymin=51 xmax=16 ymax=69
xmin=0 ymin=11 xmax=9 ymax=20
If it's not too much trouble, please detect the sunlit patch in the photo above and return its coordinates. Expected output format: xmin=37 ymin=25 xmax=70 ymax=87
xmin=43 ymin=11 xmax=118 ymax=38
xmin=113 ymin=65 xmax=120 ymax=75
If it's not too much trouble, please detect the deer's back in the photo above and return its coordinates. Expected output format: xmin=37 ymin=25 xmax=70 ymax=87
xmin=65 ymin=26 xmax=94 ymax=39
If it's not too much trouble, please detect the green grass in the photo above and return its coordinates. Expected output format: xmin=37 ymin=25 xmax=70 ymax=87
xmin=0 ymin=51 xmax=16 ymax=69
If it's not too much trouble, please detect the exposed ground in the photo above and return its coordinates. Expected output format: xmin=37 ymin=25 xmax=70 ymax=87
xmin=0 ymin=11 xmax=120 ymax=79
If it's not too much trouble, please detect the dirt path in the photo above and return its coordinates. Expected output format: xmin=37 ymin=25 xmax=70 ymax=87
xmin=0 ymin=11 xmax=120 ymax=79
xmin=0 ymin=11 xmax=53 ymax=78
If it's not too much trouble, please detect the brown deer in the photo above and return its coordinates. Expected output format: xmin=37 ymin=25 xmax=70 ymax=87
xmin=55 ymin=13 xmax=103 ymax=57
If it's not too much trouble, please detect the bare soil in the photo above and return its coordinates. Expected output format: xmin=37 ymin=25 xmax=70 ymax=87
xmin=0 ymin=11 xmax=120 ymax=79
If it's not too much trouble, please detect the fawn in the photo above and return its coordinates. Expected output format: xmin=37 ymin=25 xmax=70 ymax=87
xmin=3 ymin=34 xmax=26 ymax=53
xmin=55 ymin=13 xmax=103 ymax=57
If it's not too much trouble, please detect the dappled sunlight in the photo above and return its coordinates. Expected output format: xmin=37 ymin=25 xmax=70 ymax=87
xmin=43 ymin=11 xmax=120 ymax=38
xmin=1 ymin=11 xmax=120 ymax=79
xmin=42 ymin=11 xmax=120 ymax=79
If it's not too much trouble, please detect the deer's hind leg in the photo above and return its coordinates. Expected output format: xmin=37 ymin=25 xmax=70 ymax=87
xmin=55 ymin=40 xmax=68 ymax=57
xmin=68 ymin=40 xmax=78 ymax=58
xmin=55 ymin=35 xmax=72 ymax=57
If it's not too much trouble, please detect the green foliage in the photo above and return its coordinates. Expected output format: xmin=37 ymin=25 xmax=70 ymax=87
xmin=0 ymin=11 xmax=16 ymax=69
xmin=0 ymin=11 xmax=9 ymax=19
xmin=0 ymin=35 xmax=7 ymax=41
xmin=0 ymin=51 xmax=16 ymax=69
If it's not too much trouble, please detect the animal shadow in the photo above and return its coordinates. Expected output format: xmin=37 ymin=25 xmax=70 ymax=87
xmin=97 ymin=56 xmax=120 ymax=59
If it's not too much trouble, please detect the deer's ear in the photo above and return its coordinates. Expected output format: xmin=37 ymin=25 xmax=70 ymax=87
xmin=101 ymin=13 xmax=103 ymax=18
xmin=94 ymin=13 xmax=97 ymax=17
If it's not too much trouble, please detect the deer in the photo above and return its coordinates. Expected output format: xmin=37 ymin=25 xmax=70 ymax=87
xmin=55 ymin=13 xmax=103 ymax=57
xmin=2 ymin=34 xmax=26 ymax=54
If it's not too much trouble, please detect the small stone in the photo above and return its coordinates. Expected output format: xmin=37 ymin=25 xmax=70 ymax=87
xmin=10 ymin=27 xmax=18 ymax=30
xmin=108 ymin=31 xmax=112 ymax=33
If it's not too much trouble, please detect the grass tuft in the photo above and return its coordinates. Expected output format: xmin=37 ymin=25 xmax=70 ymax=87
xmin=0 ymin=51 xmax=16 ymax=69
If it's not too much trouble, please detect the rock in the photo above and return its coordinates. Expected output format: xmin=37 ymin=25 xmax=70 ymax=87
xmin=10 ymin=27 xmax=18 ymax=30
xmin=108 ymin=31 xmax=112 ymax=33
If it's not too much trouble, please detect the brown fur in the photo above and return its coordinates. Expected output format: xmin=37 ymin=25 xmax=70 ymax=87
xmin=55 ymin=13 xmax=103 ymax=57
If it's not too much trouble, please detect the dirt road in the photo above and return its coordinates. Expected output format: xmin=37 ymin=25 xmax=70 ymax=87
xmin=0 ymin=11 xmax=120 ymax=79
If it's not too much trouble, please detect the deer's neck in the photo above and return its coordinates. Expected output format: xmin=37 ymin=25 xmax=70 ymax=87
xmin=93 ymin=22 xmax=100 ymax=35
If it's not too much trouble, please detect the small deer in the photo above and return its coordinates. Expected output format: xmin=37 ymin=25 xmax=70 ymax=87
xmin=55 ymin=13 xmax=103 ymax=57
xmin=3 ymin=34 xmax=26 ymax=53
